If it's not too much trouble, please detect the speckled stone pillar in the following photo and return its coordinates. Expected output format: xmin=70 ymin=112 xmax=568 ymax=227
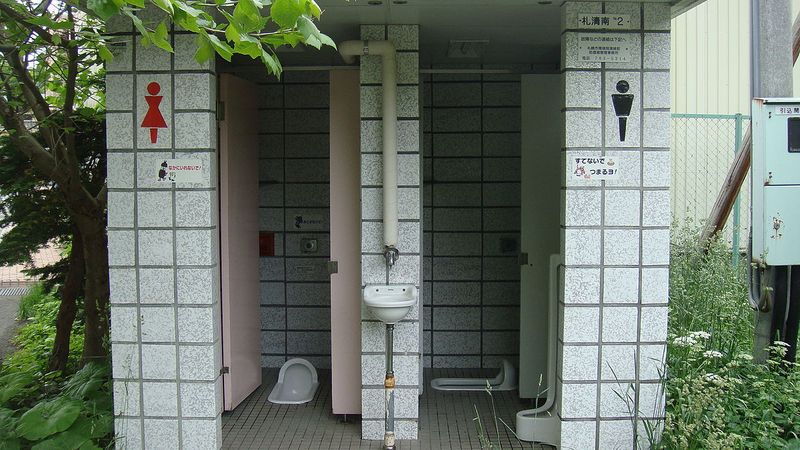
xmin=105 ymin=9 xmax=222 ymax=449
xmin=559 ymin=3 xmax=671 ymax=449
xmin=358 ymin=24 xmax=422 ymax=440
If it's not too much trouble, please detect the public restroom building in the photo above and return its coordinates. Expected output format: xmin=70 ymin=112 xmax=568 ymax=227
xmin=106 ymin=1 xmax=690 ymax=448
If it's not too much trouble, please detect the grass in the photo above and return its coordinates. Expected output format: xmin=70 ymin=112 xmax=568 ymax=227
xmin=658 ymin=224 xmax=800 ymax=449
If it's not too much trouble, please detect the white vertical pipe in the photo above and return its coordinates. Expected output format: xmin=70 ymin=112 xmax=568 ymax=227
xmin=339 ymin=40 xmax=398 ymax=248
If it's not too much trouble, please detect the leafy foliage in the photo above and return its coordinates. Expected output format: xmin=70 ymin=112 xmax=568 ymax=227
xmin=0 ymin=286 xmax=111 ymax=448
xmin=658 ymin=224 xmax=800 ymax=449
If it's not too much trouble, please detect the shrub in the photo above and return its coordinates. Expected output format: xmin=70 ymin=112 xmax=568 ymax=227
xmin=660 ymin=224 xmax=800 ymax=449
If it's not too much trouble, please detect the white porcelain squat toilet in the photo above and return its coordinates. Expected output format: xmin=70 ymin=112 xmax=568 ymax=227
xmin=430 ymin=359 xmax=518 ymax=392
xmin=268 ymin=358 xmax=319 ymax=405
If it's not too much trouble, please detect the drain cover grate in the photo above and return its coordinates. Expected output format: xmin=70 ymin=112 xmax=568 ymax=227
xmin=0 ymin=287 xmax=29 ymax=297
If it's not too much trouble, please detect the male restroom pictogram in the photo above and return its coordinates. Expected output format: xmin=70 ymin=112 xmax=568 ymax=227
xmin=141 ymin=82 xmax=167 ymax=144
xmin=611 ymin=80 xmax=634 ymax=142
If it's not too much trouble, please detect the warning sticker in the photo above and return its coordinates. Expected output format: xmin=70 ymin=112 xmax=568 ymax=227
xmin=156 ymin=159 xmax=203 ymax=183
xmin=572 ymin=157 xmax=620 ymax=181
xmin=577 ymin=33 xmax=636 ymax=63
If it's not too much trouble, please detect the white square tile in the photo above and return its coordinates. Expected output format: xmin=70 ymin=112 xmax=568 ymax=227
xmin=143 ymin=419 xmax=179 ymax=450
xmin=601 ymin=344 xmax=636 ymax=381
xmin=106 ymin=74 xmax=134 ymax=111
xmin=602 ymin=307 xmax=638 ymax=343
xmin=113 ymin=380 xmax=140 ymax=416
xmin=642 ymin=190 xmax=671 ymax=227
xmin=177 ymin=268 xmax=216 ymax=304
xmin=179 ymin=345 xmax=218 ymax=381
xmin=175 ymin=191 xmax=214 ymax=227
xmin=603 ymin=268 xmax=640 ymax=303
xmin=115 ymin=417 xmax=142 ymax=449
xmin=177 ymin=307 xmax=216 ymax=343
xmin=174 ymin=34 xmax=213 ymax=71
xmin=642 ymin=229 xmax=670 ymax=265
xmin=108 ymin=230 xmax=136 ymax=266
xmin=107 ymin=152 xmax=135 ymax=188
xmin=135 ymin=35 xmax=170 ymax=71
xmin=563 ymin=306 xmax=599 ymax=343
xmin=139 ymin=268 xmax=175 ymax=304
xmin=564 ymin=267 xmax=601 ymax=304
xmin=137 ymin=191 xmax=173 ymax=228
xmin=604 ymin=190 xmax=640 ymax=227
xmin=560 ymin=383 xmax=597 ymax=419
xmin=182 ymin=419 xmax=220 ymax=450
xmin=560 ymin=420 xmax=597 ymax=450
xmin=111 ymin=306 xmax=139 ymax=342
xmin=140 ymin=306 xmax=175 ymax=342
xmin=604 ymin=151 xmax=641 ymax=188
xmin=640 ymin=307 xmax=668 ymax=342
xmin=175 ymin=112 xmax=215 ymax=149
xmin=110 ymin=268 xmax=137 ymax=304
xmin=174 ymin=73 xmax=215 ymax=110
xmin=565 ymin=229 xmax=602 ymax=266
xmin=140 ymin=344 xmax=176 ymax=379
xmin=136 ymin=152 xmax=173 ymax=190
xmin=599 ymin=420 xmax=634 ymax=449
xmin=112 ymin=343 xmax=139 ymax=379
xmin=644 ymin=33 xmax=671 ymax=70
xmin=641 ymin=268 xmax=669 ymax=303
xmin=603 ymin=229 xmax=640 ymax=266
xmin=142 ymin=382 xmax=178 ymax=416
xmin=176 ymin=229 xmax=214 ymax=266
xmin=138 ymin=230 xmax=174 ymax=266
xmin=643 ymin=111 xmax=671 ymax=148
xmin=562 ymin=345 xmax=599 ymax=381
xmin=638 ymin=382 xmax=666 ymax=418
xmin=106 ymin=113 xmax=134 ymax=149
xmin=600 ymin=382 xmax=633 ymax=417
xmin=643 ymin=72 xmax=671 ymax=109
xmin=565 ymin=190 xmax=602 ymax=227
xmin=108 ymin=191 xmax=135 ymax=228
xmin=566 ymin=110 xmax=603 ymax=148
xmin=639 ymin=344 xmax=666 ymax=381
xmin=180 ymin=382 xmax=218 ymax=417
xmin=565 ymin=71 xmax=602 ymax=108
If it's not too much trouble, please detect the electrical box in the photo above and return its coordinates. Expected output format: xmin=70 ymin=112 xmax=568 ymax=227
xmin=751 ymin=98 xmax=800 ymax=266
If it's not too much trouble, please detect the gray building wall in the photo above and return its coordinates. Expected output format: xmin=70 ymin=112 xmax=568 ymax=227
xmin=359 ymin=24 xmax=422 ymax=441
xmin=421 ymin=71 xmax=522 ymax=369
xmin=558 ymin=2 xmax=671 ymax=449
xmin=256 ymin=73 xmax=333 ymax=369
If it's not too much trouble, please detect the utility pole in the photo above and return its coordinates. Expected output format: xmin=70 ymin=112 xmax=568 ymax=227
xmin=751 ymin=0 xmax=795 ymax=363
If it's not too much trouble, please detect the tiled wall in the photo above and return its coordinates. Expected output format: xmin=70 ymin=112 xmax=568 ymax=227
xmin=256 ymin=72 xmax=332 ymax=369
xmin=106 ymin=9 xmax=223 ymax=449
xmin=421 ymin=71 xmax=522 ymax=369
xmin=359 ymin=25 xmax=422 ymax=441
xmin=558 ymin=2 xmax=671 ymax=449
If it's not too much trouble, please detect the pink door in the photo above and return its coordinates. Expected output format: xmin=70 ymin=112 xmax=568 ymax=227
xmin=219 ymin=74 xmax=261 ymax=410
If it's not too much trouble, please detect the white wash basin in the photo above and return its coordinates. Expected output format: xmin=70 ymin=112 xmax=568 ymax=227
xmin=363 ymin=285 xmax=417 ymax=324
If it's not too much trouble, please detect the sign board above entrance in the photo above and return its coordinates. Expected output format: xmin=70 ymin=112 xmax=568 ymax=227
xmin=576 ymin=13 xmax=632 ymax=30
xmin=577 ymin=33 xmax=636 ymax=64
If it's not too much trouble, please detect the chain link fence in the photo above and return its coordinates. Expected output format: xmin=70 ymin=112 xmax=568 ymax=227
xmin=671 ymin=114 xmax=750 ymax=255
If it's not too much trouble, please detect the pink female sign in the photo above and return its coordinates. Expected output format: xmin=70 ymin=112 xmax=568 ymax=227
xmin=141 ymin=82 xmax=167 ymax=144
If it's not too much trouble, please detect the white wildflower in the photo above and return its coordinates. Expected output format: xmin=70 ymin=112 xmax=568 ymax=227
xmin=704 ymin=373 xmax=719 ymax=382
xmin=690 ymin=331 xmax=711 ymax=340
xmin=736 ymin=353 xmax=753 ymax=361
xmin=703 ymin=350 xmax=723 ymax=359
xmin=673 ymin=336 xmax=697 ymax=347
xmin=774 ymin=341 xmax=790 ymax=347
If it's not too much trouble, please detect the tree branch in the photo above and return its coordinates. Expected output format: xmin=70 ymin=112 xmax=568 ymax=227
xmin=0 ymin=94 xmax=58 ymax=181
xmin=0 ymin=1 xmax=58 ymax=46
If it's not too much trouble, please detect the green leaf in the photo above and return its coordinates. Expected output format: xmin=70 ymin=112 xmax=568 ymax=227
xmin=173 ymin=0 xmax=204 ymax=18
xmin=172 ymin=9 xmax=200 ymax=33
xmin=150 ymin=21 xmax=173 ymax=53
xmin=234 ymin=40 xmax=262 ymax=58
xmin=98 ymin=45 xmax=114 ymax=62
xmin=318 ymin=32 xmax=335 ymax=49
xmin=233 ymin=0 xmax=263 ymax=33
xmin=305 ymin=34 xmax=320 ymax=49
xmin=306 ymin=0 xmax=321 ymax=19
xmin=127 ymin=0 xmax=145 ymax=8
xmin=61 ymin=362 xmax=108 ymax=400
xmin=0 ymin=373 xmax=33 ymax=404
xmin=270 ymin=0 xmax=304 ymax=28
xmin=16 ymin=398 xmax=82 ymax=441
xmin=128 ymin=12 xmax=150 ymax=42
xmin=260 ymin=49 xmax=281 ymax=76
xmin=86 ymin=0 xmax=120 ymax=20
xmin=204 ymin=32 xmax=233 ymax=61
xmin=30 ymin=417 xmax=93 ymax=450
xmin=194 ymin=33 xmax=215 ymax=63
xmin=26 ymin=16 xmax=74 ymax=30
xmin=151 ymin=0 xmax=174 ymax=15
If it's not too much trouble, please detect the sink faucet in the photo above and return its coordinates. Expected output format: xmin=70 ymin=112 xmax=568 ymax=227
xmin=383 ymin=246 xmax=400 ymax=271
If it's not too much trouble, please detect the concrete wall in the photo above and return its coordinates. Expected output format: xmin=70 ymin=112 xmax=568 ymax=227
xmin=358 ymin=24 xmax=422 ymax=440
xmin=420 ymin=71 xmax=522 ymax=370
xmin=559 ymin=2 xmax=671 ymax=449
xmin=106 ymin=10 xmax=223 ymax=449
xmin=256 ymin=73 xmax=333 ymax=369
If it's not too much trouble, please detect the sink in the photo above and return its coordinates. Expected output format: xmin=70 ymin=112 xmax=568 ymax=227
xmin=363 ymin=285 xmax=417 ymax=324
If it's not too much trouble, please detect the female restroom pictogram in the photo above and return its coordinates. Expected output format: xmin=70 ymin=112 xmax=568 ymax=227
xmin=141 ymin=82 xmax=167 ymax=144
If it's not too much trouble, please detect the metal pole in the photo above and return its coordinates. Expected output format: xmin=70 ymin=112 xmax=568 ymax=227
xmin=751 ymin=0 xmax=794 ymax=363
xmin=732 ymin=113 xmax=743 ymax=267
xmin=384 ymin=324 xmax=396 ymax=450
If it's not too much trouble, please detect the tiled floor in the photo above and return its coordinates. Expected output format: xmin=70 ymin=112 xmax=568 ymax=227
xmin=222 ymin=368 xmax=548 ymax=450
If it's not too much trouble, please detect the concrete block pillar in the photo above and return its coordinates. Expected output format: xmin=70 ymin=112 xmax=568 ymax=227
xmin=559 ymin=3 xmax=670 ymax=449
xmin=358 ymin=24 xmax=422 ymax=440
xmin=105 ymin=11 xmax=222 ymax=450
